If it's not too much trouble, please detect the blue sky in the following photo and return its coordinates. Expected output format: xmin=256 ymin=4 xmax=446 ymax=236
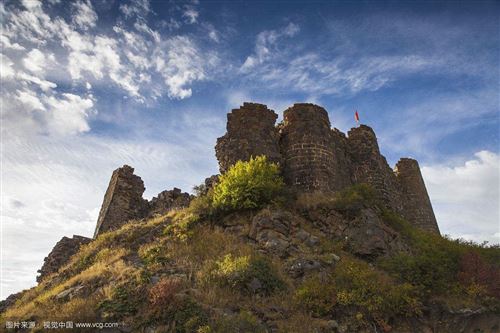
xmin=1 ymin=0 xmax=499 ymax=299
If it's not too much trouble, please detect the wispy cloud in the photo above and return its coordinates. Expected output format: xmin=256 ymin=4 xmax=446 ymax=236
xmin=241 ymin=22 xmax=300 ymax=72
xmin=1 ymin=0 xmax=219 ymax=137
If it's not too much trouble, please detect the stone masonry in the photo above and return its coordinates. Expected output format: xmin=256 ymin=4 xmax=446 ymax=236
xmin=215 ymin=103 xmax=281 ymax=173
xmin=93 ymin=165 xmax=149 ymax=238
xmin=93 ymin=166 xmax=193 ymax=238
xmin=280 ymin=104 xmax=352 ymax=191
xmin=37 ymin=235 xmax=91 ymax=283
xmin=347 ymin=125 xmax=402 ymax=212
xmin=215 ymin=102 xmax=440 ymax=234
xmin=395 ymin=158 xmax=440 ymax=234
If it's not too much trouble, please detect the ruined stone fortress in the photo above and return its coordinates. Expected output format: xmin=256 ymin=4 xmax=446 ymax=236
xmin=36 ymin=102 xmax=439 ymax=283
xmin=216 ymin=102 xmax=439 ymax=235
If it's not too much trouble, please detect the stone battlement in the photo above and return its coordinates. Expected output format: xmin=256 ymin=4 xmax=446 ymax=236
xmin=216 ymin=102 xmax=440 ymax=234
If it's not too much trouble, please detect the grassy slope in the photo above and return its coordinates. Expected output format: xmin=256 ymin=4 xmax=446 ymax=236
xmin=2 ymin=186 xmax=499 ymax=333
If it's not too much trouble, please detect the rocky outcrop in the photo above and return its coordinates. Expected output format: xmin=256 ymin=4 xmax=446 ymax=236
xmin=93 ymin=165 xmax=149 ymax=238
xmin=0 ymin=291 xmax=23 ymax=314
xmin=37 ymin=235 xmax=91 ymax=283
xmin=149 ymin=188 xmax=193 ymax=216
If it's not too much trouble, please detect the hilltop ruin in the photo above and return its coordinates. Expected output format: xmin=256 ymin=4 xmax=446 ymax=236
xmin=216 ymin=102 xmax=439 ymax=234
xmin=36 ymin=102 xmax=439 ymax=283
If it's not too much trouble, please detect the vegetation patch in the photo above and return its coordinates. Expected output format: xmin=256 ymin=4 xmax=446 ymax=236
xmin=380 ymin=209 xmax=500 ymax=308
xmin=201 ymin=311 xmax=267 ymax=333
xmin=212 ymin=156 xmax=284 ymax=212
xmin=204 ymin=254 xmax=285 ymax=296
xmin=294 ymin=277 xmax=337 ymax=317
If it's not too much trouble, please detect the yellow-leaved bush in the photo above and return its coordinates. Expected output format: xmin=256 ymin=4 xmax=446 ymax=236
xmin=212 ymin=156 xmax=284 ymax=211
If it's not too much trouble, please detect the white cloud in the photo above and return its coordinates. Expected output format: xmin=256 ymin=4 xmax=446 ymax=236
xmin=72 ymin=0 xmax=98 ymax=30
xmin=241 ymin=22 xmax=300 ymax=72
xmin=422 ymin=151 xmax=500 ymax=245
xmin=0 ymin=35 xmax=25 ymax=50
xmin=2 ymin=0 xmax=215 ymax=113
xmin=17 ymin=72 xmax=57 ymax=92
xmin=119 ymin=0 xmax=151 ymax=19
xmin=154 ymin=36 xmax=213 ymax=99
xmin=23 ymin=49 xmax=47 ymax=73
xmin=0 ymin=54 xmax=15 ymax=79
xmin=183 ymin=7 xmax=199 ymax=24
xmin=16 ymin=89 xmax=45 ymax=111
xmin=43 ymin=93 xmax=94 ymax=135
xmin=205 ymin=24 xmax=220 ymax=42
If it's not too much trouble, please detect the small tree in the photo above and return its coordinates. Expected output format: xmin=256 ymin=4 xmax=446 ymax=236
xmin=212 ymin=156 xmax=284 ymax=211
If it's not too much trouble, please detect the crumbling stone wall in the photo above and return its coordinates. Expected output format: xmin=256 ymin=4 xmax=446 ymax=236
xmin=93 ymin=165 xmax=149 ymax=238
xmin=149 ymin=188 xmax=193 ymax=216
xmin=395 ymin=158 xmax=440 ymax=234
xmin=215 ymin=103 xmax=281 ymax=173
xmin=280 ymin=104 xmax=351 ymax=191
xmin=347 ymin=125 xmax=402 ymax=212
xmin=37 ymin=235 xmax=91 ymax=283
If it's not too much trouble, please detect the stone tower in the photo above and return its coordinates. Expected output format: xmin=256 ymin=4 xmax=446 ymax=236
xmin=93 ymin=165 xmax=149 ymax=238
xmin=347 ymin=125 xmax=402 ymax=212
xmin=280 ymin=103 xmax=351 ymax=191
xmin=215 ymin=103 xmax=281 ymax=173
xmin=395 ymin=158 xmax=440 ymax=234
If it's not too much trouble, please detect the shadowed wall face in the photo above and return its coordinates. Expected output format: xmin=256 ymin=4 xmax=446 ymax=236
xmin=347 ymin=125 xmax=403 ymax=212
xmin=93 ymin=165 xmax=149 ymax=238
xmin=280 ymin=103 xmax=343 ymax=191
xmin=396 ymin=158 xmax=440 ymax=234
xmin=215 ymin=103 xmax=281 ymax=173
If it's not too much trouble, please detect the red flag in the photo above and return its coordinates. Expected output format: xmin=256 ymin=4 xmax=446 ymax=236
xmin=355 ymin=110 xmax=360 ymax=122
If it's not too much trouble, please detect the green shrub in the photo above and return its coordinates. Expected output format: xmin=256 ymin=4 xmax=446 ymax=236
xmin=99 ymin=284 xmax=143 ymax=319
xmin=207 ymin=254 xmax=285 ymax=295
xmin=172 ymin=298 xmax=209 ymax=333
xmin=334 ymin=258 xmax=422 ymax=319
xmin=381 ymin=210 xmax=469 ymax=294
xmin=295 ymin=277 xmax=337 ymax=316
xmin=212 ymin=156 xmax=284 ymax=212
xmin=138 ymin=242 xmax=170 ymax=267
xmin=164 ymin=210 xmax=202 ymax=241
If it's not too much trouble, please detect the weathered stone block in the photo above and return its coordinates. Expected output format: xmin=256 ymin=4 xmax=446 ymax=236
xmin=93 ymin=165 xmax=149 ymax=238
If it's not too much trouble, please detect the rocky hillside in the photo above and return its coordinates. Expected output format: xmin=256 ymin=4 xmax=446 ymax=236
xmin=1 ymin=164 xmax=499 ymax=332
